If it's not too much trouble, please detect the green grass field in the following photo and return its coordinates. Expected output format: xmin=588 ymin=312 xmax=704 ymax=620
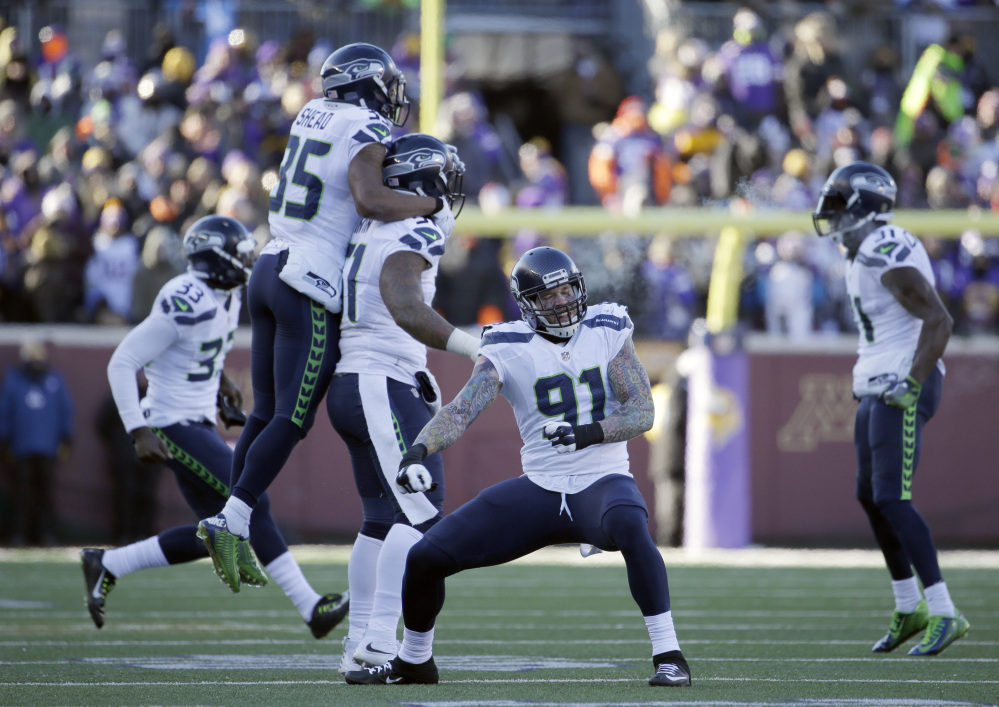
xmin=1 ymin=545 xmax=996 ymax=707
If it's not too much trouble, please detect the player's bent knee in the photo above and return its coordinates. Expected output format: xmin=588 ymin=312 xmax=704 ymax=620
xmin=406 ymin=539 xmax=456 ymax=580
xmin=603 ymin=504 xmax=652 ymax=551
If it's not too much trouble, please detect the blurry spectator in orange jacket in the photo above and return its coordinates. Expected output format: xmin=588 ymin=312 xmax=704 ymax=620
xmin=588 ymin=96 xmax=671 ymax=214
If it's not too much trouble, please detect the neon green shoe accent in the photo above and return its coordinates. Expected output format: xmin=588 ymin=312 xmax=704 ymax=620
xmin=872 ymin=599 xmax=928 ymax=652
xmin=908 ymin=611 xmax=970 ymax=656
xmin=196 ymin=515 xmax=241 ymax=593
xmin=236 ymin=539 xmax=268 ymax=588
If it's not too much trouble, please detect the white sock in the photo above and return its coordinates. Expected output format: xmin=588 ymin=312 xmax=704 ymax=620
xmin=924 ymin=580 xmax=957 ymax=618
xmin=644 ymin=610 xmax=680 ymax=655
xmin=347 ymin=533 xmax=383 ymax=641
xmin=101 ymin=537 xmax=169 ymax=578
xmin=265 ymin=551 xmax=321 ymax=621
xmin=365 ymin=524 xmax=423 ymax=640
xmin=221 ymin=497 xmax=253 ymax=538
xmin=398 ymin=627 xmax=435 ymax=664
xmin=891 ymin=576 xmax=923 ymax=613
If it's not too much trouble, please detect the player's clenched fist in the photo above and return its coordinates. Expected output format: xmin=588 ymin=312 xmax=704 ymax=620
xmin=396 ymin=464 xmax=436 ymax=493
xmin=541 ymin=420 xmax=604 ymax=454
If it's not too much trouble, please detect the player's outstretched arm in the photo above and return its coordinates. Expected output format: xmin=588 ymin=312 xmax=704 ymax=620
xmin=602 ymin=337 xmax=655 ymax=443
xmin=349 ymin=144 xmax=438 ymax=222
xmin=881 ymin=267 xmax=953 ymax=384
xmin=415 ymin=356 xmax=501 ymax=455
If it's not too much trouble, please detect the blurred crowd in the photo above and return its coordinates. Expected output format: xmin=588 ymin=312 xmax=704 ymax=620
xmin=2 ymin=8 xmax=999 ymax=339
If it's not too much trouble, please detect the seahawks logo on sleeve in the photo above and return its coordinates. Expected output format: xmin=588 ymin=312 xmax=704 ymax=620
xmin=857 ymin=227 xmax=918 ymax=268
xmin=352 ymin=119 xmax=392 ymax=146
xmin=158 ymin=278 xmax=216 ymax=325
xmin=399 ymin=224 xmax=445 ymax=257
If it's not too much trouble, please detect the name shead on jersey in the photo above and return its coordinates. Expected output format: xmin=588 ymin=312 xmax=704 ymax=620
xmin=295 ymin=106 xmax=335 ymax=131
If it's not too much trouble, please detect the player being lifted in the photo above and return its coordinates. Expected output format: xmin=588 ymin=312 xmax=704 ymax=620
xmin=84 ymin=215 xmax=348 ymax=638
xmin=345 ymin=246 xmax=691 ymax=687
xmin=812 ymin=161 xmax=969 ymax=655
xmin=196 ymin=43 xmax=456 ymax=592
xmin=328 ymin=133 xmax=478 ymax=673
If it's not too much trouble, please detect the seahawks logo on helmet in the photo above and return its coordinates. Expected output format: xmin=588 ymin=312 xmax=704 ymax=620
xmin=336 ymin=59 xmax=385 ymax=83
xmin=850 ymin=173 xmax=896 ymax=199
xmin=185 ymin=230 xmax=227 ymax=253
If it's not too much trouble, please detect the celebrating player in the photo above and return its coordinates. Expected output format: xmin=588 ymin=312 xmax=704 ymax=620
xmin=345 ymin=246 xmax=691 ymax=687
xmin=328 ymin=133 xmax=477 ymax=673
xmin=812 ymin=161 xmax=969 ymax=655
xmin=85 ymin=215 xmax=348 ymax=638
xmin=196 ymin=43 xmax=455 ymax=592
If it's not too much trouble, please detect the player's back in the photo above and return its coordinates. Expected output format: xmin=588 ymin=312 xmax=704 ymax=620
xmin=141 ymin=273 xmax=242 ymax=427
xmin=337 ymin=216 xmax=447 ymax=382
xmin=479 ymin=302 xmax=634 ymax=491
xmin=266 ymin=98 xmax=394 ymax=263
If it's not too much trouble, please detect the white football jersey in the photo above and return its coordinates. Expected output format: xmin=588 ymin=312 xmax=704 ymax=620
xmin=264 ymin=99 xmax=393 ymax=268
xmin=479 ymin=302 xmax=634 ymax=493
xmin=846 ymin=224 xmax=944 ymax=396
xmin=109 ymin=273 xmax=240 ymax=430
xmin=336 ymin=216 xmax=447 ymax=383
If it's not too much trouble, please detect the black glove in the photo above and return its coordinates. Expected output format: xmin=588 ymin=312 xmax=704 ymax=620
xmin=541 ymin=421 xmax=604 ymax=454
xmin=217 ymin=393 xmax=247 ymax=428
xmin=397 ymin=443 xmax=436 ymax=492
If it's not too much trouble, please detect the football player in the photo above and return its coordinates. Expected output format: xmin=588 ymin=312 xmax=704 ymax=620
xmin=197 ymin=43 xmax=456 ymax=592
xmin=328 ymin=134 xmax=478 ymax=673
xmin=84 ymin=215 xmax=348 ymax=638
xmin=344 ymin=247 xmax=691 ymax=687
xmin=812 ymin=161 xmax=969 ymax=655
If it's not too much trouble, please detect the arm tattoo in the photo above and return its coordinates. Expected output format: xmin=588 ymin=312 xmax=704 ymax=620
xmin=416 ymin=357 xmax=501 ymax=454
xmin=381 ymin=252 xmax=452 ymax=350
xmin=601 ymin=338 xmax=655 ymax=443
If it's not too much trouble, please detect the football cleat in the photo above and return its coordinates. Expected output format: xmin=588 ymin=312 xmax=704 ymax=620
xmin=196 ymin=513 xmax=243 ymax=593
xmin=872 ymin=600 xmax=929 ymax=652
xmin=81 ymin=548 xmax=117 ymax=629
xmin=339 ymin=636 xmax=362 ymax=675
xmin=344 ymin=656 xmax=439 ymax=685
xmin=908 ymin=611 xmax=970 ymax=656
xmin=354 ymin=637 xmax=400 ymax=667
xmin=649 ymin=650 xmax=692 ymax=687
xmin=236 ymin=540 xmax=268 ymax=588
xmin=307 ymin=591 xmax=350 ymax=639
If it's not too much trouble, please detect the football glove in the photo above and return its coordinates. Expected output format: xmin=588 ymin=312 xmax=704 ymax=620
xmin=882 ymin=375 xmax=921 ymax=409
xmin=415 ymin=369 xmax=441 ymax=416
xmin=397 ymin=463 xmax=437 ymax=493
xmin=217 ymin=393 xmax=248 ymax=428
xmin=541 ymin=421 xmax=604 ymax=454
xmin=430 ymin=197 xmax=455 ymax=238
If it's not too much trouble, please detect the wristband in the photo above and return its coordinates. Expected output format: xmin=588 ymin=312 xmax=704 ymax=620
xmin=572 ymin=422 xmax=604 ymax=451
xmin=400 ymin=443 xmax=428 ymax=469
xmin=446 ymin=328 xmax=480 ymax=361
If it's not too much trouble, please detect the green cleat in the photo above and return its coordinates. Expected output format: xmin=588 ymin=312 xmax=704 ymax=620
xmin=236 ymin=539 xmax=268 ymax=588
xmin=872 ymin=599 xmax=929 ymax=652
xmin=908 ymin=611 xmax=970 ymax=656
xmin=196 ymin=514 xmax=242 ymax=593
xmin=307 ymin=591 xmax=350 ymax=639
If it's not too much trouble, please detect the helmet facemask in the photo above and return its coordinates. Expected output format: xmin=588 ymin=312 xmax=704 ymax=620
xmin=813 ymin=190 xmax=889 ymax=253
xmin=515 ymin=275 xmax=587 ymax=339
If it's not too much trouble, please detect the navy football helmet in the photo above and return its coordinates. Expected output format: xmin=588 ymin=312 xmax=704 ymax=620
xmin=320 ymin=43 xmax=409 ymax=126
xmin=813 ymin=161 xmax=896 ymax=252
xmin=183 ymin=215 xmax=256 ymax=290
xmin=383 ymin=133 xmax=466 ymax=216
xmin=510 ymin=247 xmax=587 ymax=339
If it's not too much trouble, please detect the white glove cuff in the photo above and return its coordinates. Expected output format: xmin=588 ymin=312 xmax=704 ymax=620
xmin=446 ymin=328 xmax=480 ymax=361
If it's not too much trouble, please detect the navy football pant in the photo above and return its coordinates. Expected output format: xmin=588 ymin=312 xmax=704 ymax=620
xmin=855 ymin=367 xmax=943 ymax=586
xmin=152 ymin=421 xmax=289 ymax=565
xmin=327 ymin=373 xmax=444 ymax=539
xmin=230 ymin=252 xmax=340 ymax=505
xmin=402 ymin=474 xmax=670 ymax=633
